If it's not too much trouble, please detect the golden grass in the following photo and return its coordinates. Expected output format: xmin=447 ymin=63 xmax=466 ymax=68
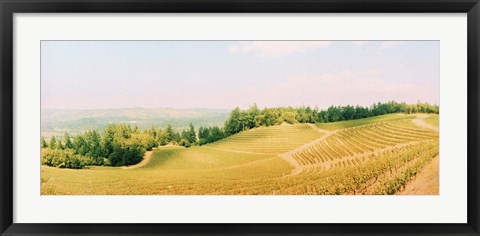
xmin=207 ymin=123 xmax=322 ymax=154
xmin=423 ymin=114 xmax=439 ymax=128
xmin=41 ymin=114 xmax=439 ymax=195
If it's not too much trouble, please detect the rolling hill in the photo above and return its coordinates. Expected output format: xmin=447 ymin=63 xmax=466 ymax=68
xmin=41 ymin=113 xmax=439 ymax=195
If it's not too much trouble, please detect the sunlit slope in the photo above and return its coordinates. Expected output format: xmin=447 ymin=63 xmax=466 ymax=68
xmin=42 ymin=124 xmax=324 ymax=194
xmin=142 ymin=146 xmax=277 ymax=170
xmin=41 ymin=113 xmax=439 ymax=195
xmin=315 ymin=113 xmax=417 ymax=130
xmin=206 ymin=123 xmax=323 ymax=154
xmin=293 ymin=119 xmax=438 ymax=167
xmin=423 ymin=114 xmax=439 ymax=127
xmin=41 ymin=148 xmax=293 ymax=194
xmin=279 ymin=140 xmax=439 ymax=194
xmin=274 ymin=114 xmax=439 ymax=194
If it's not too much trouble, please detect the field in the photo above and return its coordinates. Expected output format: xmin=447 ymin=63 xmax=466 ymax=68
xmin=41 ymin=113 xmax=439 ymax=195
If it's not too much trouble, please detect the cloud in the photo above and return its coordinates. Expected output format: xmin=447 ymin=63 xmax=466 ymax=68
xmin=378 ymin=41 xmax=404 ymax=50
xmin=228 ymin=41 xmax=332 ymax=58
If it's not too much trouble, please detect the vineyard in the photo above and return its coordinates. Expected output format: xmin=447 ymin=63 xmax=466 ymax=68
xmin=288 ymin=119 xmax=438 ymax=175
xmin=41 ymin=113 xmax=439 ymax=195
xmin=207 ymin=124 xmax=323 ymax=154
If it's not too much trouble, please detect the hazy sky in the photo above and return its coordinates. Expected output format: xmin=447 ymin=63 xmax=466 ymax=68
xmin=41 ymin=41 xmax=439 ymax=110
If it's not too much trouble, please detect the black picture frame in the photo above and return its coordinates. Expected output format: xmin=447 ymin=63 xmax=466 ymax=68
xmin=1 ymin=0 xmax=479 ymax=235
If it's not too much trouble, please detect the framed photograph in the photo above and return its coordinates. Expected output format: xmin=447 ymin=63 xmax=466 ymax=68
xmin=1 ymin=0 xmax=479 ymax=235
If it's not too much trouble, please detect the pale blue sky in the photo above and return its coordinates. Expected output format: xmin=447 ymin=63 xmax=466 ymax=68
xmin=41 ymin=41 xmax=439 ymax=110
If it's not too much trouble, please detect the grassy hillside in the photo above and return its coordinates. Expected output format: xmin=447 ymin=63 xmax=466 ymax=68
xmin=423 ymin=114 xmax=439 ymax=127
xmin=207 ymin=123 xmax=323 ymax=154
xmin=41 ymin=113 xmax=439 ymax=195
xmin=314 ymin=113 xmax=417 ymax=130
xmin=41 ymin=146 xmax=293 ymax=194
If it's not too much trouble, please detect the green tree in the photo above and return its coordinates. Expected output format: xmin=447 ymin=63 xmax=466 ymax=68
xmin=296 ymin=106 xmax=310 ymax=123
xmin=101 ymin=125 xmax=116 ymax=157
xmin=186 ymin=123 xmax=197 ymax=144
xmin=41 ymin=136 xmax=48 ymax=148
xmin=178 ymin=138 xmax=191 ymax=147
xmin=157 ymin=129 xmax=168 ymax=146
xmin=56 ymin=140 xmax=64 ymax=150
xmin=73 ymin=134 xmax=88 ymax=156
xmin=198 ymin=127 xmax=210 ymax=145
xmin=210 ymin=126 xmax=224 ymax=141
xmin=326 ymin=106 xmax=343 ymax=122
xmin=49 ymin=136 xmax=57 ymax=149
xmin=63 ymin=131 xmax=73 ymax=149
xmin=165 ymin=125 xmax=176 ymax=144
xmin=87 ymin=130 xmax=103 ymax=164
xmin=246 ymin=104 xmax=260 ymax=129
xmin=283 ymin=111 xmax=297 ymax=124
xmin=225 ymin=107 xmax=243 ymax=135
xmin=343 ymin=105 xmax=355 ymax=120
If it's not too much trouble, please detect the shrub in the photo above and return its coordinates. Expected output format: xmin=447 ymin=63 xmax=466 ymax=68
xmin=41 ymin=148 xmax=85 ymax=169
xmin=178 ymin=139 xmax=191 ymax=147
xmin=107 ymin=143 xmax=145 ymax=166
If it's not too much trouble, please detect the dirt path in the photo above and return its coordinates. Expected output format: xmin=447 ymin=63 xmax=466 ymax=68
xmin=307 ymin=123 xmax=331 ymax=133
xmin=278 ymin=125 xmax=334 ymax=176
xmin=279 ymin=116 xmax=438 ymax=177
xmin=413 ymin=114 xmax=439 ymax=132
xmin=317 ymin=140 xmax=425 ymax=171
xmin=283 ymin=140 xmax=428 ymax=177
xmin=397 ymin=155 xmax=439 ymax=195
xmin=121 ymin=149 xmax=155 ymax=169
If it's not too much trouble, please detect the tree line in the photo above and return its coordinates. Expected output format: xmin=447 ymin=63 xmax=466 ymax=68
xmin=41 ymin=101 xmax=438 ymax=169
xmin=222 ymin=101 xmax=438 ymax=136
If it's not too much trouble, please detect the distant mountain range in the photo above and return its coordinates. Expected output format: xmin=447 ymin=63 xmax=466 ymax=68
xmin=41 ymin=108 xmax=230 ymax=137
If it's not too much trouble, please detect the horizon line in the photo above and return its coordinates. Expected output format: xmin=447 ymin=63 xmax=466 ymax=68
xmin=41 ymin=100 xmax=439 ymax=111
